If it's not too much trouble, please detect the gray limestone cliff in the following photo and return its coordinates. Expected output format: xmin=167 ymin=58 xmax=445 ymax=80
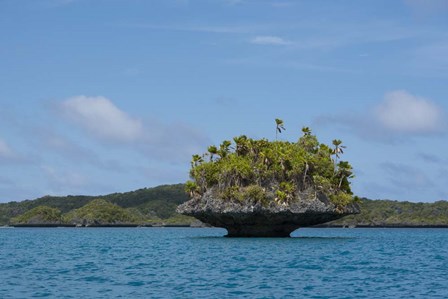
xmin=177 ymin=188 xmax=360 ymax=237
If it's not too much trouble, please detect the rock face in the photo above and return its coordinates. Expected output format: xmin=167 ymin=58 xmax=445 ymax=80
xmin=177 ymin=189 xmax=360 ymax=237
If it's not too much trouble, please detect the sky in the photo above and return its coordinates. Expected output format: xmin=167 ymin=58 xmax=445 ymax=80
xmin=0 ymin=0 xmax=447 ymax=203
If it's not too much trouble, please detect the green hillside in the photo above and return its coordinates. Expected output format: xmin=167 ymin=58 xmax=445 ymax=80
xmin=1 ymin=184 xmax=448 ymax=227
xmin=61 ymin=198 xmax=147 ymax=226
xmin=11 ymin=206 xmax=63 ymax=225
xmin=0 ymin=184 xmax=192 ymax=226
xmin=329 ymin=198 xmax=448 ymax=227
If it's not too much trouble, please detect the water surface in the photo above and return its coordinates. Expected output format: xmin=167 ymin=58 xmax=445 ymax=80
xmin=1 ymin=228 xmax=447 ymax=298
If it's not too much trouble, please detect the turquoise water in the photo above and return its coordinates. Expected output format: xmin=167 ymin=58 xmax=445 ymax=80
xmin=1 ymin=228 xmax=448 ymax=298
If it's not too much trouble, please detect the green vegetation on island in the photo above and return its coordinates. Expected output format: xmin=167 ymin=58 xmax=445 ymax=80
xmin=1 ymin=184 xmax=194 ymax=226
xmin=330 ymin=198 xmax=448 ymax=227
xmin=11 ymin=206 xmax=63 ymax=225
xmin=186 ymin=120 xmax=356 ymax=207
xmin=1 ymin=184 xmax=448 ymax=227
xmin=63 ymin=199 xmax=139 ymax=226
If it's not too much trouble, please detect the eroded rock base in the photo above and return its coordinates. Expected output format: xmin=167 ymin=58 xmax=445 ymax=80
xmin=225 ymin=225 xmax=299 ymax=237
xmin=176 ymin=190 xmax=360 ymax=238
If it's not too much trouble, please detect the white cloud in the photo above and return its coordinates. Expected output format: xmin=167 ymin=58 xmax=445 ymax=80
xmin=39 ymin=165 xmax=110 ymax=196
xmin=361 ymin=162 xmax=435 ymax=201
xmin=381 ymin=162 xmax=433 ymax=191
xmin=40 ymin=130 xmax=125 ymax=171
xmin=42 ymin=165 xmax=87 ymax=189
xmin=375 ymin=90 xmax=444 ymax=133
xmin=314 ymin=90 xmax=446 ymax=142
xmin=0 ymin=139 xmax=16 ymax=159
xmin=123 ymin=23 xmax=252 ymax=34
xmin=57 ymin=95 xmax=210 ymax=163
xmin=250 ymin=35 xmax=292 ymax=46
xmin=60 ymin=96 xmax=144 ymax=142
xmin=138 ymin=120 xmax=210 ymax=162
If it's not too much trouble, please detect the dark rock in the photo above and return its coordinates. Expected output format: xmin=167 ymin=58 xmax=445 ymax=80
xmin=177 ymin=189 xmax=360 ymax=237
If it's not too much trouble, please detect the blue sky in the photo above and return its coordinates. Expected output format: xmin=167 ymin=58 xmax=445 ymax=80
xmin=1 ymin=0 xmax=447 ymax=202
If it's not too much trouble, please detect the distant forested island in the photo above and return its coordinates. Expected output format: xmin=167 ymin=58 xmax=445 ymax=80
xmin=0 ymin=184 xmax=193 ymax=227
xmin=0 ymin=184 xmax=447 ymax=227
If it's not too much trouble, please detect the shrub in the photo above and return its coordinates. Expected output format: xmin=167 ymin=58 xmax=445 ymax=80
xmin=187 ymin=121 xmax=355 ymax=207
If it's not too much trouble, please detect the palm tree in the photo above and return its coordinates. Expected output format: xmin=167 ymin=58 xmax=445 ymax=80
xmin=336 ymin=161 xmax=353 ymax=190
xmin=332 ymin=139 xmax=346 ymax=166
xmin=185 ymin=181 xmax=199 ymax=198
xmin=275 ymin=118 xmax=285 ymax=140
xmin=191 ymin=154 xmax=203 ymax=168
xmin=207 ymin=145 xmax=218 ymax=161
xmin=301 ymin=127 xmax=311 ymax=136
xmin=219 ymin=140 xmax=232 ymax=158
xmin=233 ymin=135 xmax=248 ymax=156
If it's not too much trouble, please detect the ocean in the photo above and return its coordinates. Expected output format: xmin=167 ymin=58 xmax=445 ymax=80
xmin=1 ymin=227 xmax=447 ymax=298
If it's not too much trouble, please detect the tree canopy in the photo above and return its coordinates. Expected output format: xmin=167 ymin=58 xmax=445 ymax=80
xmin=0 ymin=184 xmax=191 ymax=225
xmin=186 ymin=120 xmax=356 ymax=207
xmin=11 ymin=206 xmax=63 ymax=225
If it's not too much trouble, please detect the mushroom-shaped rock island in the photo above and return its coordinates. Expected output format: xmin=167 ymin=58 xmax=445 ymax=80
xmin=177 ymin=121 xmax=360 ymax=237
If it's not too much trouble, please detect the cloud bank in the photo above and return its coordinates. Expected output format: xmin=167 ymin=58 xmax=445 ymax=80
xmin=58 ymin=95 xmax=209 ymax=162
xmin=315 ymin=90 xmax=446 ymax=141
xmin=60 ymin=96 xmax=144 ymax=143
xmin=375 ymin=90 xmax=444 ymax=134
xmin=0 ymin=139 xmax=15 ymax=159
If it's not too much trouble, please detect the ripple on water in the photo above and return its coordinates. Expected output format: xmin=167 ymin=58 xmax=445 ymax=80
xmin=1 ymin=228 xmax=448 ymax=298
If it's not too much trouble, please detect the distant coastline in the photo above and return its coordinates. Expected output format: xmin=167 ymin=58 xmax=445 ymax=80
xmin=6 ymin=224 xmax=193 ymax=228
xmin=315 ymin=224 xmax=448 ymax=228
xmin=1 ymin=184 xmax=448 ymax=228
xmin=5 ymin=224 xmax=448 ymax=229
